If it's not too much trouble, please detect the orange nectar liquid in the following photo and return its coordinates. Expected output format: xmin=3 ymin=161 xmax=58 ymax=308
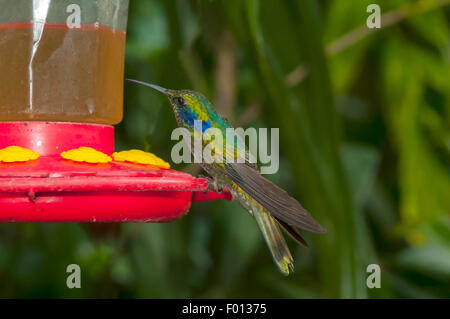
xmin=0 ymin=23 xmax=126 ymax=124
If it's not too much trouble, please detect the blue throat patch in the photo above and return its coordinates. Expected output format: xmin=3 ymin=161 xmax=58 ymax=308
xmin=179 ymin=108 xmax=197 ymax=126
xmin=201 ymin=120 xmax=212 ymax=132
xmin=179 ymin=109 xmax=211 ymax=132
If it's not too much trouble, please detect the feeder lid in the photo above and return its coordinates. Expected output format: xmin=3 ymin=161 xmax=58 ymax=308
xmin=0 ymin=122 xmax=231 ymax=222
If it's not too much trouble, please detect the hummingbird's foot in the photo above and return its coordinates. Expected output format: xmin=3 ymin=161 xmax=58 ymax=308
xmin=198 ymin=174 xmax=222 ymax=194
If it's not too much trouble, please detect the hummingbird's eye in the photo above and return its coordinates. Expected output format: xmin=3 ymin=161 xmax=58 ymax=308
xmin=174 ymin=97 xmax=186 ymax=107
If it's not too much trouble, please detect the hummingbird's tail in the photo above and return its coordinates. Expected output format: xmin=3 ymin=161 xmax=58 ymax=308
xmin=252 ymin=204 xmax=294 ymax=275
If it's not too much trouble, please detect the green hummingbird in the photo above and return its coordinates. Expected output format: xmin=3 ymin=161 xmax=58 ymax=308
xmin=126 ymin=79 xmax=326 ymax=275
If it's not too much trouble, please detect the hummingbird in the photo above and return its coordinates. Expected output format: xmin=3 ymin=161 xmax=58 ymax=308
xmin=126 ymin=79 xmax=326 ymax=275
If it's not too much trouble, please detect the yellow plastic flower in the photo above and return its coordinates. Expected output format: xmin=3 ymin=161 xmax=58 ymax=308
xmin=61 ymin=147 xmax=112 ymax=164
xmin=112 ymin=149 xmax=170 ymax=169
xmin=0 ymin=146 xmax=40 ymax=162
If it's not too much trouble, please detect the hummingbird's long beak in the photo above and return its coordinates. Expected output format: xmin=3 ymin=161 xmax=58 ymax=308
xmin=126 ymin=79 xmax=169 ymax=96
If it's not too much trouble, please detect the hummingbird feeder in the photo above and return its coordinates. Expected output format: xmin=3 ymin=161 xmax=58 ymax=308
xmin=0 ymin=0 xmax=230 ymax=222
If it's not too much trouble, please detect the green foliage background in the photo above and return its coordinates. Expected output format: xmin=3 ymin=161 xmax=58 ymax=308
xmin=0 ymin=0 xmax=449 ymax=298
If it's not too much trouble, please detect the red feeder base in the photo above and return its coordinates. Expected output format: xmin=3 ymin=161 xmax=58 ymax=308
xmin=0 ymin=122 xmax=231 ymax=222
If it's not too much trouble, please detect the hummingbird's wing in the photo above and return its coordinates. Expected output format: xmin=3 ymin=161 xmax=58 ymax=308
xmin=221 ymin=163 xmax=326 ymax=234
xmin=222 ymin=148 xmax=309 ymax=245
xmin=275 ymin=217 xmax=309 ymax=247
